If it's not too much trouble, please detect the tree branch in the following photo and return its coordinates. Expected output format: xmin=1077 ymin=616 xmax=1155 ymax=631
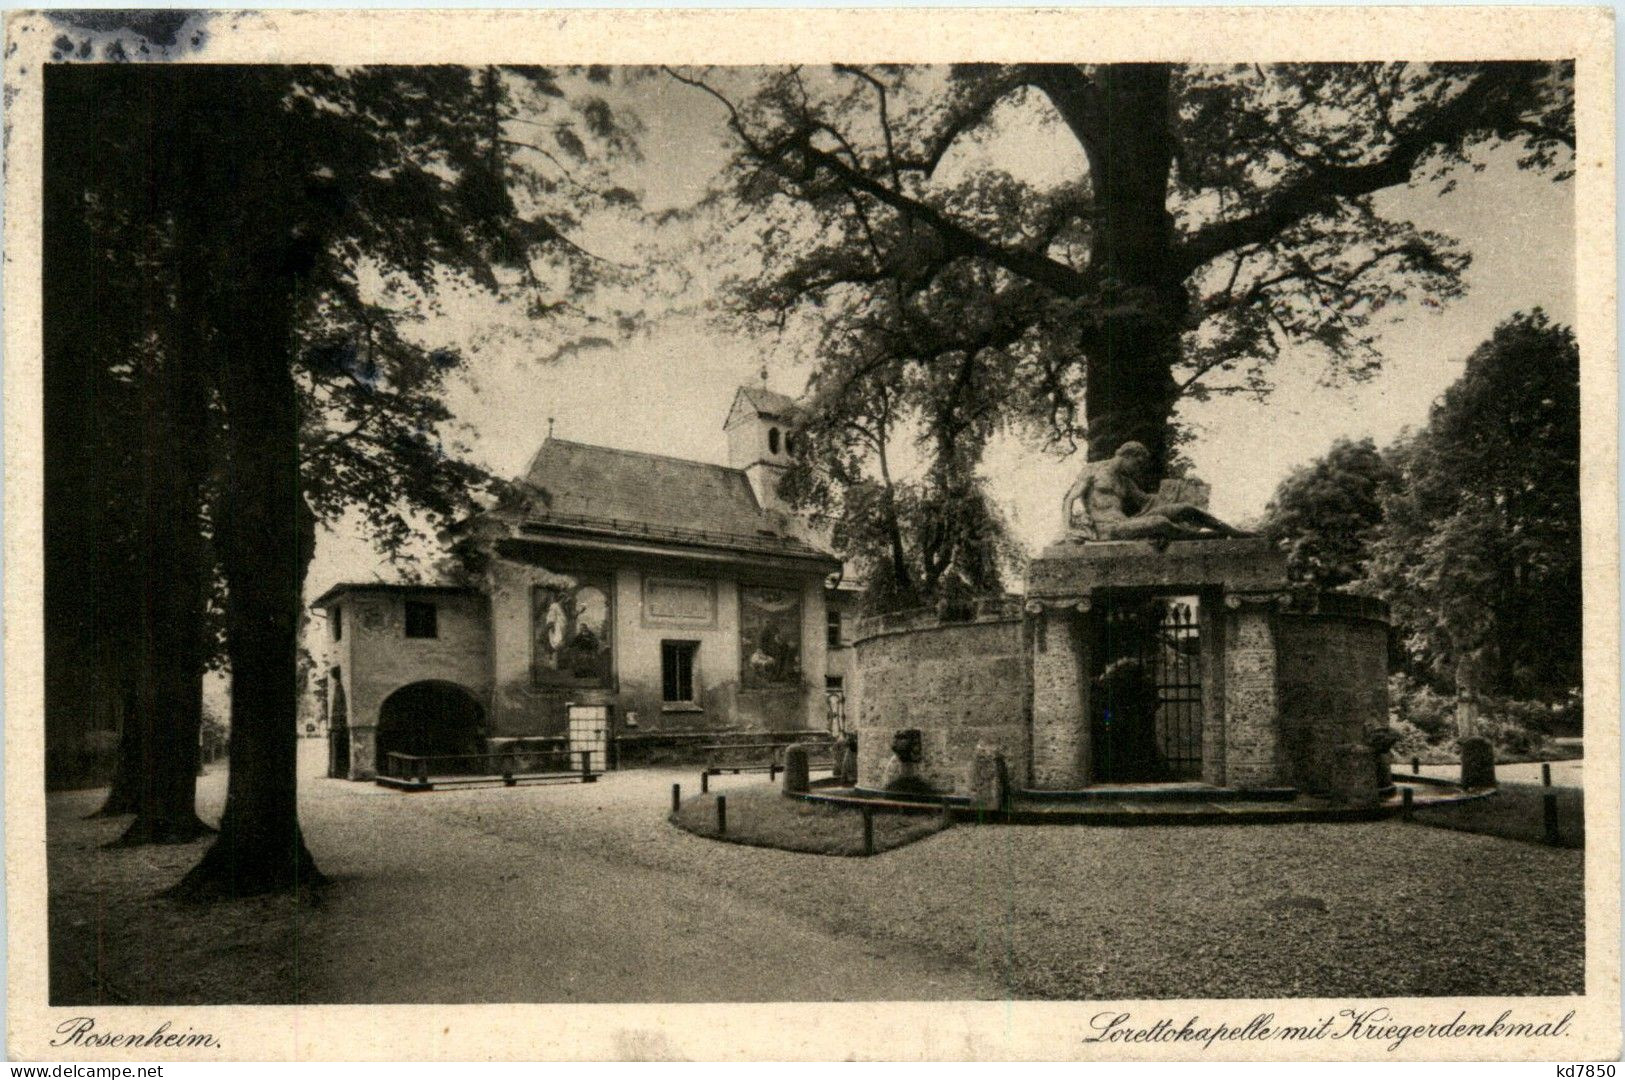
xmin=892 ymin=66 xmax=1042 ymax=176
xmin=667 ymin=65 xmax=1090 ymax=296
xmin=1176 ymin=65 xmax=1532 ymax=275
xmin=834 ymin=65 xmax=903 ymax=189
xmin=789 ymin=138 xmax=1091 ymax=295
xmin=1025 ymin=65 xmax=1105 ymax=157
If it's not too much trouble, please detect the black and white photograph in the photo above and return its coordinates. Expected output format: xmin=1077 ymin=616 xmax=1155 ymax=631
xmin=6 ymin=6 xmax=1617 ymax=1062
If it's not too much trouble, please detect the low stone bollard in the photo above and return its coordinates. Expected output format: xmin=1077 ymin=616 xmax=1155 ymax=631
xmin=1459 ymin=735 xmax=1496 ymax=790
xmin=782 ymin=743 xmax=811 ymax=794
xmin=970 ymin=744 xmax=1010 ymax=812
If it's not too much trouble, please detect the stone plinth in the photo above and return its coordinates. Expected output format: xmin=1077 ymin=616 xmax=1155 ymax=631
xmin=1329 ymin=742 xmax=1381 ymax=806
xmin=970 ymin=744 xmax=1011 ymax=810
xmin=1028 ymin=537 xmax=1289 ymax=600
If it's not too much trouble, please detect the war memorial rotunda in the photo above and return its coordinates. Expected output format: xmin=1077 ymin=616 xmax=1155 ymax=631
xmin=847 ymin=443 xmax=1394 ymax=805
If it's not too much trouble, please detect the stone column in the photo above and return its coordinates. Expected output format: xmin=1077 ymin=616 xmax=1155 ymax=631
xmin=1029 ymin=602 xmax=1090 ymax=788
xmin=1199 ymin=598 xmax=1226 ymax=787
xmin=1222 ymin=598 xmax=1283 ymax=788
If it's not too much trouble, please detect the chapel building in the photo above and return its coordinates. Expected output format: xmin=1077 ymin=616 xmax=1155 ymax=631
xmin=315 ymin=386 xmax=861 ymax=780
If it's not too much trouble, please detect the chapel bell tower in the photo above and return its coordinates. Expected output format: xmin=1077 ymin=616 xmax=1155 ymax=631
xmin=725 ymin=383 xmax=797 ymax=511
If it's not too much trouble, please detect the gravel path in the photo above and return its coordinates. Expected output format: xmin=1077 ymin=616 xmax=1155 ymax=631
xmin=295 ymin=762 xmax=995 ymax=1002
xmin=1410 ymin=759 xmax=1583 ymax=788
xmin=48 ymin=739 xmax=1583 ymax=1004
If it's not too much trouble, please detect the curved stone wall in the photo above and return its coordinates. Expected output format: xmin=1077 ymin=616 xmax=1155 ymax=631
xmin=851 ymin=602 xmax=1027 ymax=794
xmin=851 ymin=590 xmax=1390 ymax=799
xmin=1274 ymin=594 xmax=1390 ymax=795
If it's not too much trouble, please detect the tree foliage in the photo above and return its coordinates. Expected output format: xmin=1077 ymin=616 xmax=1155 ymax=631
xmin=1359 ymin=310 xmax=1580 ymax=701
xmin=674 ymin=62 xmax=1573 ymax=485
xmin=775 ymin=346 xmax=1023 ymax=613
xmin=47 ymin=52 xmax=637 ymax=892
xmin=1262 ymin=437 xmax=1396 ymax=590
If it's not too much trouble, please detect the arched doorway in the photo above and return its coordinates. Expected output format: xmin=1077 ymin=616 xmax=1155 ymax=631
xmin=376 ymin=680 xmax=486 ymax=775
xmin=327 ymin=671 xmax=350 ymax=778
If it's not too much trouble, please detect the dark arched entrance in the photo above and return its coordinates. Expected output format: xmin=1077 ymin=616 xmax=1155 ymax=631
xmin=328 ymin=671 xmax=350 ymax=778
xmin=376 ymin=680 xmax=486 ymax=775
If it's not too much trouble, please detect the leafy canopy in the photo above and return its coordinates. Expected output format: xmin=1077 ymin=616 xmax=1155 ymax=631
xmin=60 ymin=61 xmax=642 ymax=563
xmin=1262 ymin=437 xmax=1396 ymax=591
xmin=673 ymin=62 xmax=1572 ymax=473
xmin=1359 ymin=310 xmax=1580 ymax=699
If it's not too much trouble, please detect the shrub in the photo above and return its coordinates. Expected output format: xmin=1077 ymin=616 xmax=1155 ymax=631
xmin=1485 ymin=693 xmax=1580 ymax=739
xmin=1386 ymin=676 xmax=1571 ymax=763
xmin=1389 ymin=674 xmax=1455 ymax=740
xmin=1479 ymin=716 xmax=1550 ymax=762
xmin=1385 ymin=718 xmax=1436 ymax=762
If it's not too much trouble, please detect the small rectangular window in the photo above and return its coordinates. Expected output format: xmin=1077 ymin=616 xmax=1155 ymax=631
xmin=404 ymin=600 xmax=438 ymax=639
xmin=825 ymin=675 xmax=844 ymax=691
xmin=332 ymin=605 xmax=343 ymax=641
xmin=661 ymin=640 xmax=698 ymax=704
xmin=826 ymin=609 xmax=842 ymax=647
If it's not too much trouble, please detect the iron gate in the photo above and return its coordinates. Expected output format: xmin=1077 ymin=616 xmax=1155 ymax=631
xmin=1092 ymin=595 xmax=1203 ymax=781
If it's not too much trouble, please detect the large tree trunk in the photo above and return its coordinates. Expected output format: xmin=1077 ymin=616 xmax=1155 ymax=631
xmin=86 ymin=681 xmax=142 ymax=816
xmin=873 ymin=440 xmax=916 ymax=603
xmin=110 ymin=352 xmax=213 ymax=846
xmin=169 ymin=290 xmax=322 ymax=898
xmin=44 ymin=63 xmax=140 ymax=801
xmin=1077 ymin=64 xmax=1185 ymax=477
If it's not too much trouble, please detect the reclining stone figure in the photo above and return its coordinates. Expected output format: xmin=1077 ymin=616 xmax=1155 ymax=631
xmin=1063 ymin=441 xmax=1250 ymax=544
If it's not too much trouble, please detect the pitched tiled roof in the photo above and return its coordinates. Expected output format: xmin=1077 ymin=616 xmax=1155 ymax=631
xmin=311 ymin=582 xmax=481 ymax=609
xmin=519 ymin=438 xmax=832 ymax=562
xmin=731 ymin=385 xmax=796 ymax=422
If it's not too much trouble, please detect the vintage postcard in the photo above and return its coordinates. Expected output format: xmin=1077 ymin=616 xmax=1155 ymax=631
xmin=3 ymin=6 xmax=1617 ymax=1063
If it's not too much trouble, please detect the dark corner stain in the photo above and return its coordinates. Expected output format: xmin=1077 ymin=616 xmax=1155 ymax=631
xmin=43 ymin=10 xmax=217 ymax=62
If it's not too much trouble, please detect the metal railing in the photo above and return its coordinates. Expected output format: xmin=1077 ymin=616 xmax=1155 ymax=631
xmin=701 ymin=733 xmax=837 ymax=775
xmin=382 ymin=749 xmax=598 ymax=786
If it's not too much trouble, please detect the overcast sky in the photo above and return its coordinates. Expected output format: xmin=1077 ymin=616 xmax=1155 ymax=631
xmin=306 ymin=67 xmax=1576 ymax=599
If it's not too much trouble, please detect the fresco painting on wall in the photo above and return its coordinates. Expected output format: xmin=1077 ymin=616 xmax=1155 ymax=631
xmin=740 ymin=586 xmax=801 ymax=689
xmin=532 ymin=572 xmax=615 ymax=688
